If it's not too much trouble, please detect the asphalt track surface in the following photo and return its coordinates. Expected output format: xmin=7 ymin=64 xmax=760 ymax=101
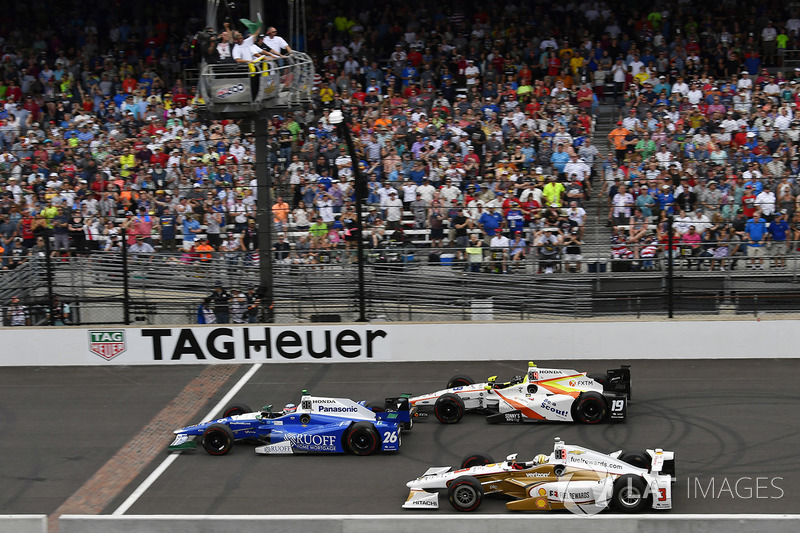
xmin=2 ymin=359 xmax=799 ymax=517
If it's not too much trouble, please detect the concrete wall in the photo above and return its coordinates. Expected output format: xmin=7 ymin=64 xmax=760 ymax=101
xmin=0 ymin=516 xmax=46 ymax=533
xmin=3 ymin=319 xmax=800 ymax=367
xmin=58 ymin=514 xmax=800 ymax=533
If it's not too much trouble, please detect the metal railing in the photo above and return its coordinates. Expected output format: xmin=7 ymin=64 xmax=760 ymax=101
xmin=3 ymin=241 xmax=800 ymax=326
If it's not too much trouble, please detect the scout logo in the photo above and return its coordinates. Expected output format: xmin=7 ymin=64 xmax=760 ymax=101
xmin=89 ymin=330 xmax=126 ymax=360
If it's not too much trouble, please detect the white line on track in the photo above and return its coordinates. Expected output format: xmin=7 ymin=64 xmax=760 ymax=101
xmin=112 ymin=363 xmax=263 ymax=515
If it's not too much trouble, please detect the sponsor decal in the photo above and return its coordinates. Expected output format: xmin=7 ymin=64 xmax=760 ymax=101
xmin=284 ymin=433 xmax=337 ymax=451
xmin=569 ymin=491 xmax=590 ymax=500
xmin=317 ymin=405 xmax=359 ymax=413
xmin=313 ymin=399 xmax=336 ymax=404
xmin=540 ymin=398 xmax=569 ymax=418
xmin=526 ymin=472 xmax=549 ymax=478
xmin=216 ymin=83 xmax=245 ymax=99
xmin=504 ymin=412 xmax=521 ymax=422
xmin=89 ymin=330 xmax=127 ymax=360
xmin=413 ymin=499 xmax=437 ymax=506
xmin=141 ymin=327 xmax=387 ymax=361
xmin=569 ymin=380 xmax=594 ymax=388
xmin=568 ymin=450 xmax=585 ymax=455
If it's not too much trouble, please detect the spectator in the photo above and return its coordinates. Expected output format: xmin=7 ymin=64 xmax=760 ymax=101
xmin=205 ymin=282 xmax=231 ymax=324
xmin=5 ymin=296 xmax=30 ymax=326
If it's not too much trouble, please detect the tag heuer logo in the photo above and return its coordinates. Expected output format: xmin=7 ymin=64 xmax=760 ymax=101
xmin=89 ymin=330 xmax=127 ymax=360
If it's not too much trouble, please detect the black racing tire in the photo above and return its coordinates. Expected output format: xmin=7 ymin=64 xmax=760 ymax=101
xmin=447 ymin=374 xmax=475 ymax=389
xmin=434 ymin=393 xmax=465 ymax=424
xmin=366 ymin=401 xmax=386 ymax=413
xmin=448 ymin=476 xmax=484 ymax=512
xmin=460 ymin=452 xmax=494 ymax=469
xmin=611 ymin=474 xmax=650 ymax=513
xmin=346 ymin=421 xmax=379 ymax=456
xmin=222 ymin=403 xmax=252 ymax=418
xmin=587 ymin=373 xmax=608 ymax=389
xmin=202 ymin=423 xmax=235 ymax=455
xmin=572 ymin=391 xmax=607 ymax=424
xmin=620 ymin=451 xmax=651 ymax=470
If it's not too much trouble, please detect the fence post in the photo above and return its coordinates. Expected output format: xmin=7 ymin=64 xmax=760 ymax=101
xmin=121 ymin=228 xmax=130 ymax=325
xmin=44 ymin=235 xmax=55 ymax=326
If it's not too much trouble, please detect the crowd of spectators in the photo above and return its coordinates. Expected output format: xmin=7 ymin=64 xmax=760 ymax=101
xmin=1 ymin=0 xmax=800 ymax=289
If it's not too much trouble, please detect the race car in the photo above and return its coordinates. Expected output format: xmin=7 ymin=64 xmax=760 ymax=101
xmin=409 ymin=362 xmax=631 ymax=424
xmin=168 ymin=392 xmax=411 ymax=456
xmin=403 ymin=437 xmax=675 ymax=513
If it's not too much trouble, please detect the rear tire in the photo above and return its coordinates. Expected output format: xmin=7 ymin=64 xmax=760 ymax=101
xmin=366 ymin=401 xmax=386 ymax=413
xmin=573 ymin=392 xmax=607 ymax=424
xmin=448 ymin=476 xmax=484 ymax=512
xmin=447 ymin=374 xmax=474 ymax=389
xmin=434 ymin=393 xmax=465 ymax=424
xmin=202 ymin=424 xmax=235 ymax=455
xmin=346 ymin=422 xmax=379 ymax=456
xmin=460 ymin=452 xmax=493 ymax=469
xmin=611 ymin=474 xmax=650 ymax=513
xmin=620 ymin=451 xmax=651 ymax=470
xmin=222 ymin=403 xmax=252 ymax=418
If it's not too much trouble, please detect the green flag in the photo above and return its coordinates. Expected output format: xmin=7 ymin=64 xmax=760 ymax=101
xmin=239 ymin=18 xmax=261 ymax=36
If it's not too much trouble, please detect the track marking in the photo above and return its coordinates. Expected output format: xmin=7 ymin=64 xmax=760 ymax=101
xmin=112 ymin=363 xmax=263 ymax=515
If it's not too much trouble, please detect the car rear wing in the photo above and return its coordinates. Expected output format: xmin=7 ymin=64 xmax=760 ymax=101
xmin=606 ymin=365 xmax=632 ymax=399
xmin=377 ymin=395 xmax=412 ymax=423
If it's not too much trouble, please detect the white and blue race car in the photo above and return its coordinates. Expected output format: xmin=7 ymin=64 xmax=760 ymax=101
xmin=169 ymin=393 xmax=411 ymax=456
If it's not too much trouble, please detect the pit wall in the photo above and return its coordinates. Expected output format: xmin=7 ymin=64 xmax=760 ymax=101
xmin=2 ymin=319 xmax=799 ymax=367
xmin=56 ymin=514 xmax=800 ymax=533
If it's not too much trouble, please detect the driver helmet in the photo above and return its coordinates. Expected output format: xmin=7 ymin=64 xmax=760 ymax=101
xmin=534 ymin=453 xmax=549 ymax=465
xmin=283 ymin=403 xmax=297 ymax=414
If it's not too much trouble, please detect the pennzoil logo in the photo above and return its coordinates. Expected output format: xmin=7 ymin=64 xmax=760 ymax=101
xmin=89 ymin=330 xmax=127 ymax=360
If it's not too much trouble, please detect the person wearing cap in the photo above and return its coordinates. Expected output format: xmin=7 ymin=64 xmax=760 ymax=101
xmin=608 ymin=120 xmax=630 ymax=162
xmin=745 ymin=210 xmax=768 ymax=270
xmin=768 ymin=210 xmax=790 ymax=268
xmin=129 ymin=234 xmax=156 ymax=256
xmin=382 ymin=189 xmax=404 ymax=230
xmin=204 ymin=281 xmax=231 ymax=324
xmin=5 ymin=295 xmax=30 ymax=326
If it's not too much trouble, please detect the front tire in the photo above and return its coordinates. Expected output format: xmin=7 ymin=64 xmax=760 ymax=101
xmin=202 ymin=423 xmax=235 ymax=455
xmin=572 ymin=391 xmax=607 ymax=424
xmin=460 ymin=452 xmax=493 ymax=469
xmin=222 ymin=403 xmax=252 ymax=418
xmin=346 ymin=422 xmax=379 ymax=456
xmin=434 ymin=393 xmax=465 ymax=424
xmin=611 ymin=474 xmax=650 ymax=513
xmin=447 ymin=374 xmax=474 ymax=388
xmin=448 ymin=476 xmax=484 ymax=511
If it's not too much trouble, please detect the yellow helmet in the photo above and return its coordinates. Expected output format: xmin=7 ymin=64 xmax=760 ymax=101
xmin=535 ymin=454 xmax=549 ymax=465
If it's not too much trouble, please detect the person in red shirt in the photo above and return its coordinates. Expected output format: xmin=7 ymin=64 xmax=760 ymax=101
xmin=122 ymin=74 xmax=137 ymax=94
xmin=150 ymin=147 xmax=169 ymax=167
xmin=741 ymin=185 xmax=757 ymax=218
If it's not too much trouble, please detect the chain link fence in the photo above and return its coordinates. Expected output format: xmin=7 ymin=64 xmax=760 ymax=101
xmin=3 ymin=237 xmax=800 ymax=326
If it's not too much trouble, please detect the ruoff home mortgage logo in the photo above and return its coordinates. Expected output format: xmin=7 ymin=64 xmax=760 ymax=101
xmin=88 ymin=330 xmax=127 ymax=360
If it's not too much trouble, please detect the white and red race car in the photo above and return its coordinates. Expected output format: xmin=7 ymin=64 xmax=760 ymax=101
xmin=403 ymin=437 xmax=674 ymax=513
xmin=409 ymin=362 xmax=631 ymax=424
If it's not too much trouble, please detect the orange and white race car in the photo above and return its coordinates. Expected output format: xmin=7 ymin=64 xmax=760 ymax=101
xmin=403 ymin=437 xmax=674 ymax=513
xmin=409 ymin=362 xmax=631 ymax=424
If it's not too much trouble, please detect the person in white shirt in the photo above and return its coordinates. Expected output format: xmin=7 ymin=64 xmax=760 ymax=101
xmin=686 ymin=84 xmax=704 ymax=104
xmin=672 ymin=77 xmax=689 ymax=97
xmin=489 ymin=232 xmax=510 ymax=273
xmin=232 ymin=32 xmax=266 ymax=63
xmin=381 ymin=191 xmax=404 ymax=229
xmin=755 ymin=185 xmax=777 ymax=219
xmin=261 ymin=27 xmax=292 ymax=56
xmin=737 ymin=72 xmax=753 ymax=91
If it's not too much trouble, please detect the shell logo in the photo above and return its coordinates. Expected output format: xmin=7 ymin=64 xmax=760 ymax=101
xmin=538 ymin=488 xmax=547 ymax=497
xmin=535 ymin=497 xmax=548 ymax=509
